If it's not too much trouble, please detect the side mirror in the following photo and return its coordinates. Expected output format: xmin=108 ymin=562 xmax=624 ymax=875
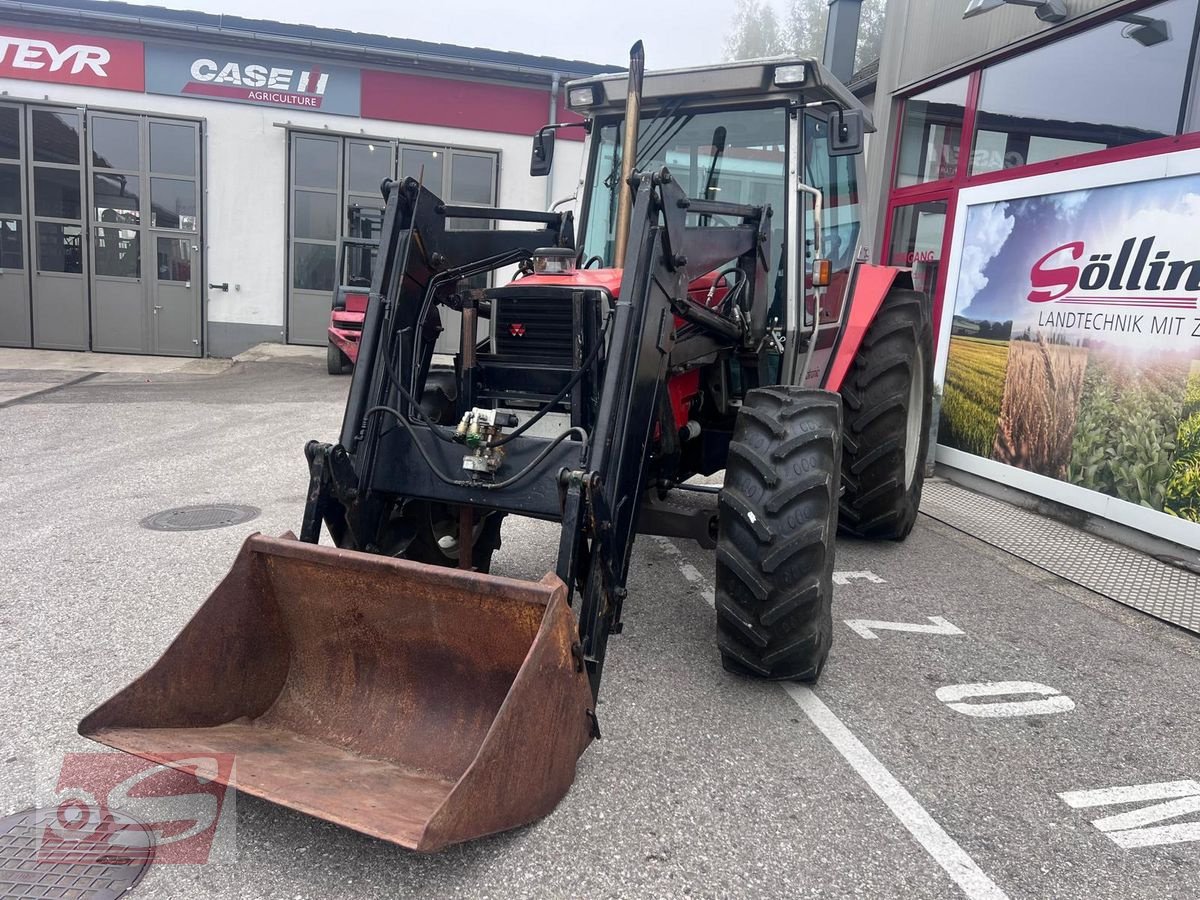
xmin=530 ymin=127 xmax=556 ymax=177
xmin=828 ymin=109 xmax=865 ymax=157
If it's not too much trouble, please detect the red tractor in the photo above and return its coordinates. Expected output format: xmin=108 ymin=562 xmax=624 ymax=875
xmin=82 ymin=48 xmax=933 ymax=852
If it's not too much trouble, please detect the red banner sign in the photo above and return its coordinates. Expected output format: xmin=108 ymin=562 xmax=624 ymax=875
xmin=360 ymin=69 xmax=583 ymax=140
xmin=0 ymin=26 xmax=144 ymax=91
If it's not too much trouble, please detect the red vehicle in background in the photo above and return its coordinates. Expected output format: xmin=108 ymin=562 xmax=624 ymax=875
xmin=327 ymin=236 xmax=378 ymax=374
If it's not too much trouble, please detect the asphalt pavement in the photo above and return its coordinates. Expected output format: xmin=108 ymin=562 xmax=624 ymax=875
xmin=2 ymin=353 xmax=1198 ymax=899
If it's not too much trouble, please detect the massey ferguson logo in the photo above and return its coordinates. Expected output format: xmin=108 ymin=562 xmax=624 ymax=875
xmin=1029 ymin=237 xmax=1200 ymax=309
xmin=0 ymin=33 xmax=110 ymax=75
xmin=186 ymin=57 xmax=330 ymax=107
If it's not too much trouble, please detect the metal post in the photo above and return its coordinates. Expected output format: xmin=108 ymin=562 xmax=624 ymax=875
xmin=613 ymin=41 xmax=644 ymax=269
xmin=823 ymin=0 xmax=864 ymax=85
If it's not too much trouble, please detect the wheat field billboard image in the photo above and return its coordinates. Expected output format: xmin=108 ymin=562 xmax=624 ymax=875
xmin=939 ymin=170 xmax=1200 ymax=523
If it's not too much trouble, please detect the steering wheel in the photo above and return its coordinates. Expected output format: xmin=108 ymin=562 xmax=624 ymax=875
xmin=583 ymin=255 xmax=605 ymax=269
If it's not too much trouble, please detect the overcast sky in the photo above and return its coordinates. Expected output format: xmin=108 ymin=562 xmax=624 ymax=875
xmin=115 ymin=0 xmax=760 ymax=69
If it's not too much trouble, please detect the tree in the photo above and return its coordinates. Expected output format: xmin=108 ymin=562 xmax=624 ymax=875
xmin=725 ymin=0 xmax=787 ymax=61
xmin=854 ymin=0 xmax=886 ymax=71
xmin=725 ymin=0 xmax=888 ymax=78
xmin=785 ymin=0 xmax=827 ymax=60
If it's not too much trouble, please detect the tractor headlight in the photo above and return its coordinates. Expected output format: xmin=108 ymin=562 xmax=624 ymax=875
xmin=773 ymin=64 xmax=807 ymax=86
xmin=567 ymin=85 xmax=599 ymax=109
xmin=532 ymin=247 xmax=577 ymax=275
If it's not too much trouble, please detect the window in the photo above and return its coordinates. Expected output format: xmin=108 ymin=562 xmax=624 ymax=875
xmin=293 ymin=137 xmax=339 ymax=189
xmin=149 ymin=123 xmax=196 ymax=177
xmin=94 ymin=227 xmax=140 ymax=278
xmin=888 ymin=201 xmax=947 ymax=298
xmin=0 ymin=164 xmax=19 ymax=215
xmin=293 ymin=190 xmax=338 ymax=240
xmin=895 ymin=76 xmax=968 ymax=187
xmin=150 ymin=178 xmax=197 ymax=230
xmin=31 ymin=111 xmax=80 ymax=165
xmin=293 ymin=242 xmax=336 ymax=291
xmin=450 ymin=153 xmax=494 ymax=205
xmin=36 ymin=222 xmax=82 ymax=273
xmin=0 ymin=218 xmax=21 ymax=269
xmin=347 ymin=142 xmax=390 ymax=194
xmin=582 ymin=106 xmax=787 ymax=270
xmin=90 ymin=118 xmax=139 ymax=171
xmin=400 ymin=148 xmax=443 ymax=188
xmin=0 ymin=107 xmax=18 ymax=160
xmin=805 ymin=114 xmax=861 ymax=324
xmin=94 ymin=174 xmax=141 ymax=225
xmin=34 ymin=168 xmax=81 ymax=219
xmin=970 ymin=0 xmax=1195 ymax=175
xmin=157 ymin=237 xmax=192 ymax=282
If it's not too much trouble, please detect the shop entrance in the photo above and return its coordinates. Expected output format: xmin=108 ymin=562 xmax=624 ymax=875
xmin=0 ymin=102 xmax=202 ymax=356
xmin=88 ymin=112 xmax=202 ymax=356
xmin=887 ymin=199 xmax=948 ymax=304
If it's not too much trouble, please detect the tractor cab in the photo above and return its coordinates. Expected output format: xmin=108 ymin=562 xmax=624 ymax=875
xmin=530 ymin=57 xmax=871 ymax=387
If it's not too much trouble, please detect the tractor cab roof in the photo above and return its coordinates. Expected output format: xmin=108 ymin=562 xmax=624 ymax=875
xmin=565 ymin=57 xmax=873 ymax=131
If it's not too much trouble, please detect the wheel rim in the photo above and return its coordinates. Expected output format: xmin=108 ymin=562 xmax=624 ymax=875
xmin=903 ymin=345 xmax=925 ymax=490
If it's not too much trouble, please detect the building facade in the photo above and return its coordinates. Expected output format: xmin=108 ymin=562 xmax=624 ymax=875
xmin=868 ymin=0 xmax=1200 ymax=548
xmin=0 ymin=0 xmax=606 ymax=358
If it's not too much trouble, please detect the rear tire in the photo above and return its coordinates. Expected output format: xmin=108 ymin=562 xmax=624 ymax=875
xmin=327 ymin=341 xmax=349 ymax=375
xmin=838 ymin=289 xmax=933 ymax=541
xmin=716 ymin=387 xmax=841 ymax=681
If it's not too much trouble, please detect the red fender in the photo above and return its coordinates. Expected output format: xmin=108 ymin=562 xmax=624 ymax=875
xmin=821 ymin=264 xmax=911 ymax=393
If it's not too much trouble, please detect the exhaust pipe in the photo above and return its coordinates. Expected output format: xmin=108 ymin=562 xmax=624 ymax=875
xmin=613 ymin=40 xmax=645 ymax=269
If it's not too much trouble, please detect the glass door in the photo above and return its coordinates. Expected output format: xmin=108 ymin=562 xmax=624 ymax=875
xmin=887 ymin=199 xmax=949 ymax=309
xmin=287 ymin=134 xmax=342 ymax=346
xmin=89 ymin=111 xmax=147 ymax=353
xmin=148 ymin=119 xmax=201 ymax=356
xmin=0 ymin=103 xmax=30 ymax=347
xmin=29 ymin=106 xmax=87 ymax=350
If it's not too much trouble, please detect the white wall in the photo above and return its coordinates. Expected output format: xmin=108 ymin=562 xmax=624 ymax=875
xmin=0 ymin=77 xmax=584 ymax=337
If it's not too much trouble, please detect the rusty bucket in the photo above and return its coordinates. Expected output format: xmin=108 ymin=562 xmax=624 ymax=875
xmin=79 ymin=533 xmax=595 ymax=851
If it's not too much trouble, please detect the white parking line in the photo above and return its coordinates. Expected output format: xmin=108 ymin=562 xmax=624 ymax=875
xmin=652 ymin=535 xmax=1010 ymax=900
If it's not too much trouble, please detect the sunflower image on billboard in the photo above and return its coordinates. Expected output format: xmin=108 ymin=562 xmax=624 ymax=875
xmin=939 ymin=172 xmax=1200 ymax=522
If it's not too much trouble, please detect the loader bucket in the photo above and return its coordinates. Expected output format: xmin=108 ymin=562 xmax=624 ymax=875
xmin=79 ymin=533 xmax=595 ymax=851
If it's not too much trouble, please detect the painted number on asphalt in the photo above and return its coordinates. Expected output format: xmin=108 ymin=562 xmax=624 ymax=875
xmin=1059 ymin=780 xmax=1200 ymax=848
xmin=833 ymin=571 xmax=886 ymax=585
xmin=844 ymin=616 xmax=965 ymax=640
xmin=935 ymin=682 xmax=1075 ymax=718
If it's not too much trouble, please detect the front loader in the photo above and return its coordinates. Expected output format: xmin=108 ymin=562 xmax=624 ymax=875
xmin=80 ymin=47 xmax=933 ymax=852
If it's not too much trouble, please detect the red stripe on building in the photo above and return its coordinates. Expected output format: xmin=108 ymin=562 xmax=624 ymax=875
xmin=361 ymin=69 xmax=585 ymax=140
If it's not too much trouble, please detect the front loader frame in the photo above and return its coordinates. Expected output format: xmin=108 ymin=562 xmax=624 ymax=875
xmin=302 ymin=171 xmax=770 ymax=700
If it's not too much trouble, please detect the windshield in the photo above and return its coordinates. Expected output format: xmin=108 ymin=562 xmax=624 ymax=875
xmin=580 ymin=106 xmax=788 ymax=282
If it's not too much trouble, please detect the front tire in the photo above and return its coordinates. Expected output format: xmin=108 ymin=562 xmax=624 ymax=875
xmin=716 ymin=387 xmax=841 ymax=681
xmin=327 ymin=340 xmax=349 ymax=375
xmin=838 ymin=289 xmax=933 ymax=540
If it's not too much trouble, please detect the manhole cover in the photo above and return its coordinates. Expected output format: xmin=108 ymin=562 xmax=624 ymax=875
xmin=0 ymin=807 xmax=154 ymax=899
xmin=140 ymin=504 xmax=260 ymax=532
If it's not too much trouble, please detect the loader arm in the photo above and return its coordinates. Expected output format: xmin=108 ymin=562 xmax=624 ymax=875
xmin=302 ymin=167 xmax=764 ymax=700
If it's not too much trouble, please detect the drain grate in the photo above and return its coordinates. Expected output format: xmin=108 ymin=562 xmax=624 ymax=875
xmin=921 ymin=480 xmax=1200 ymax=634
xmin=140 ymin=503 xmax=260 ymax=532
xmin=0 ymin=807 xmax=154 ymax=899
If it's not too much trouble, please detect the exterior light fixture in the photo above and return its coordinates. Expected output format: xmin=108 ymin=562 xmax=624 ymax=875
xmin=567 ymin=85 xmax=599 ymax=108
xmin=773 ymin=64 xmax=808 ymax=85
xmin=963 ymin=0 xmax=1067 ymax=23
xmin=1119 ymin=13 xmax=1170 ymax=46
